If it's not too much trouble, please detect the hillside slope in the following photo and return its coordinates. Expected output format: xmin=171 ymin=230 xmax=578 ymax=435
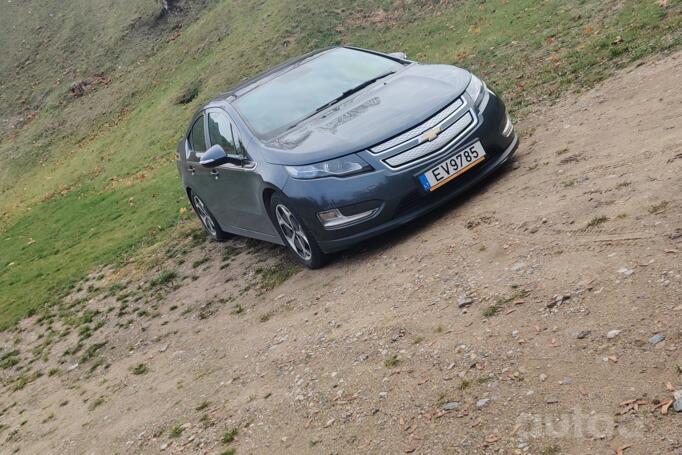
xmin=0 ymin=50 xmax=680 ymax=454
xmin=0 ymin=0 xmax=680 ymax=328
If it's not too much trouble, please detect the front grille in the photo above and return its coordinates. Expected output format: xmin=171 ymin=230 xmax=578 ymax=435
xmin=370 ymin=96 xmax=477 ymax=169
xmin=370 ymin=98 xmax=464 ymax=153
xmin=384 ymin=112 xmax=473 ymax=167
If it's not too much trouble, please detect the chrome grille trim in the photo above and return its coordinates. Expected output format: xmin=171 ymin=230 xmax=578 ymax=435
xmin=384 ymin=112 xmax=475 ymax=168
xmin=370 ymin=98 xmax=465 ymax=154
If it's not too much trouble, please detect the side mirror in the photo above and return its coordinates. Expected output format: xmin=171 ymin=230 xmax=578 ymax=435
xmin=200 ymin=144 xmax=228 ymax=168
xmin=388 ymin=51 xmax=407 ymax=60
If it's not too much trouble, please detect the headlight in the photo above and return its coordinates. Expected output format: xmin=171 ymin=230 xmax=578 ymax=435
xmin=465 ymin=74 xmax=486 ymax=108
xmin=285 ymin=154 xmax=373 ymax=179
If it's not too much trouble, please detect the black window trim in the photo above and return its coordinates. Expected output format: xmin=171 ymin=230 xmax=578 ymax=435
xmin=186 ymin=111 xmax=209 ymax=160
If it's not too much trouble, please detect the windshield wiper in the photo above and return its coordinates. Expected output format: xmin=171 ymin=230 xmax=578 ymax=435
xmin=294 ymin=71 xmax=396 ymax=125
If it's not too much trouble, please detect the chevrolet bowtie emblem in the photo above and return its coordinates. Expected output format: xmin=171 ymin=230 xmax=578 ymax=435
xmin=421 ymin=127 xmax=440 ymax=142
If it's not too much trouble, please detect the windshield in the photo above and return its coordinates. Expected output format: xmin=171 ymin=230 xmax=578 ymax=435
xmin=233 ymin=48 xmax=404 ymax=138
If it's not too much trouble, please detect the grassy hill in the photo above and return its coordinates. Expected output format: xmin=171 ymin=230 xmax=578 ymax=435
xmin=0 ymin=0 xmax=680 ymax=329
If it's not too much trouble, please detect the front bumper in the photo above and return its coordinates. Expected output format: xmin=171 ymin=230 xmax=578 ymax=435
xmin=282 ymin=91 xmax=519 ymax=253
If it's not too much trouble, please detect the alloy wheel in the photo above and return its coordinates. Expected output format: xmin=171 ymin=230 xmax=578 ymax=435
xmin=193 ymin=195 xmax=217 ymax=237
xmin=275 ymin=204 xmax=312 ymax=261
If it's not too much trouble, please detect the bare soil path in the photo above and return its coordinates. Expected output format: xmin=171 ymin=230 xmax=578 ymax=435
xmin=1 ymin=51 xmax=681 ymax=455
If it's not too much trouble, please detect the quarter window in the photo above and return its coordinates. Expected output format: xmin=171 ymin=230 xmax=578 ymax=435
xmin=231 ymin=125 xmax=247 ymax=157
xmin=207 ymin=112 xmax=237 ymax=155
xmin=189 ymin=115 xmax=207 ymax=154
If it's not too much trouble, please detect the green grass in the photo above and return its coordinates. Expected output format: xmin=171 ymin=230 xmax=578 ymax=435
xmin=222 ymin=427 xmax=239 ymax=444
xmin=482 ymin=305 xmax=499 ymax=318
xmin=169 ymin=424 xmax=184 ymax=438
xmin=256 ymin=260 xmax=302 ymax=291
xmin=458 ymin=379 xmax=472 ymax=391
xmin=89 ymin=396 xmax=105 ymax=411
xmin=79 ymin=341 xmax=106 ymax=363
xmin=586 ymin=215 xmax=609 ymax=228
xmin=130 ymin=363 xmax=149 ymax=375
xmin=0 ymin=350 xmax=20 ymax=369
xmin=384 ymin=355 xmax=400 ymax=368
xmin=540 ymin=445 xmax=562 ymax=455
xmin=195 ymin=400 xmax=210 ymax=411
xmin=150 ymin=270 xmax=178 ymax=287
xmin=0 ymin=0 xmax=680 ymax=329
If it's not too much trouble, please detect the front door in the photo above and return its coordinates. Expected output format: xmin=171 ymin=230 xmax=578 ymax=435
xmin=204 ymin=109 xmax=274 ymax=235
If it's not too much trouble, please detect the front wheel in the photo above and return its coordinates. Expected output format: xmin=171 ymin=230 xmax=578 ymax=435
xmin=190 ymin=192 xmax=229 ymax=242
xmin=269 ymin=194 xmax=327 ymax=269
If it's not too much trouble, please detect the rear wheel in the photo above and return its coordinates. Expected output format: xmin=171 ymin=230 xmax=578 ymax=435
xmin=269 ymin=194 xmax=327 ymax=269
xmin=190 ymin=192 xmax=229 ymax=242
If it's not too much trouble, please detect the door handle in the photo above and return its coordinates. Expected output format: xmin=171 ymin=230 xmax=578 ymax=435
xmin=187 ymin=166 xmax=195 ymax=175
xmin=210 ymin=169 xmax=220 ymax=180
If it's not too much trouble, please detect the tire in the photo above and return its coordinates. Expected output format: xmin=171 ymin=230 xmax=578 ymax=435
xmin=189 ymin=191 xmax=229 ymax=242
xmin=269 ymin=194 xmax=327 ymax=269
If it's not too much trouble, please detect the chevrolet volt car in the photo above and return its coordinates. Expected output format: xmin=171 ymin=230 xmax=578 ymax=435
xmin=176 ymin=46 xmax=518 ymax=268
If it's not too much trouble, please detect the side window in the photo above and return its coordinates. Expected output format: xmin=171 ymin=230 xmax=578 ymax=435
xmin=207 ymin=112 xmax=237 ymax=155
xmin=189 ymin=115 xmax=207 ymax=154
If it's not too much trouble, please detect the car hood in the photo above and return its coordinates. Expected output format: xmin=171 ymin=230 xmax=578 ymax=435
xmin=260 ymin=64 xmax=472 ymax=166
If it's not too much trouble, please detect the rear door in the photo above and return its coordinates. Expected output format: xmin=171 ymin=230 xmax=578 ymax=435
xmin=205 ymin=109 xmax=270 ymax=234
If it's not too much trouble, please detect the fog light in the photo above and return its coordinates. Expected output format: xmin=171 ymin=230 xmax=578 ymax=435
xmin=317 ymin=208 xmax=377 ymax=229
xmin=502 ymin=113 xmax=514 ymax=137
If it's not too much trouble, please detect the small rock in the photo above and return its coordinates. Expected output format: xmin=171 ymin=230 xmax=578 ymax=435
xmin=673 ymin=399 xmax=682 ymax=413
xmin=539 ymin=374 xmax=547 ymax=382
xmin=547 ymin=294 xmax=569 ymax=309
xmin=512 ymin=161 xmax=521 ymax=170
xmin=560 ymin=378 xmax=572 ymax=385
xmin=457 ymin=295 xmax=474 ymax=308
xmin=324 ymin=418 xmax=335 ymax=428
xmin=670 ymin=229 xmax=682 ymax=240
xmin=511 ymin=262 xmax=526 ymax=272
xmin=378 ymin=392 xmax=388 ymax=399
xmin=476 ymin=398 xmax=491 ymax=408
xmin=649 ymin=334 xmax=666 ymax=345
xmin=441 ymin=402 xmax=460 ymax=411
xmin=511 ymin=330 xmax=520 ymax=339
xmin=159 ymin=344 xmax=168 ymax=353
xmin=607 ymin=329 xmax=621 ymax=339
xmin=617 ymin=267 xmax=634 ymax=277
xmin=576 ymin=331 xmax=591 ymax=339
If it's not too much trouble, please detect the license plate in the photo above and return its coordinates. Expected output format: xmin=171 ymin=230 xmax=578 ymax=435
xmin=418 ymin=142 xmax=486 ymax=192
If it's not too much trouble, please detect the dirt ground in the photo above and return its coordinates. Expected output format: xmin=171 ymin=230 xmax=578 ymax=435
xmin=1 ymin=51 xmax=681 ymax=455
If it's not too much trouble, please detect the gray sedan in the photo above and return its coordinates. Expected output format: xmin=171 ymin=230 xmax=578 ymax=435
xmin=176 ymin=46 xmax=518 ymax=268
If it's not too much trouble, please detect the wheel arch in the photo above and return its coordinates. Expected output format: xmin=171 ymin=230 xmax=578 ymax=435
xmin=262 ymin=186 xmax=278 ymax=214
